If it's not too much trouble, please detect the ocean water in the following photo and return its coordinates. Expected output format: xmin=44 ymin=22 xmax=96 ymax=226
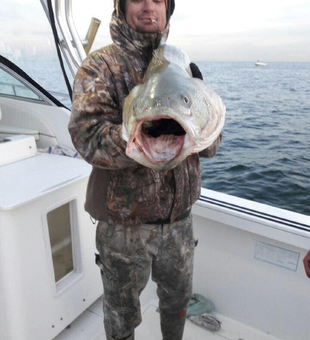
xmin=197 ymin=61 xmax=310 ymax=216
xmin=2 ymin=60 xmax=309 ymax=216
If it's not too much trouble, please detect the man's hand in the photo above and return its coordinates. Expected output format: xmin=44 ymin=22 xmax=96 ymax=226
xmin=190 ymin=63 xmax=203 ymax=80
xmin=303 ymin=251 xmax=310 ymax=278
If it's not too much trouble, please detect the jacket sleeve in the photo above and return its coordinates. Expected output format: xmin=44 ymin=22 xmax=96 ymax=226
xmin=68 ymin=54 xmax=137 ymax=170
xmin=199 ymin=133 xmax=222 ymax=158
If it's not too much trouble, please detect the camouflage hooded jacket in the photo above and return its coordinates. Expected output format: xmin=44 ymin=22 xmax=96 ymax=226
xmin=68 ymin=0 xmax=220 ymax=226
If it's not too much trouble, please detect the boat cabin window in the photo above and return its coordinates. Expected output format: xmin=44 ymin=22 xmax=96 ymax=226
xmin=47 ymin=203 xmax=74 ymax=283
xmin=1 ymin=0 xmax=72 ymax=108
xmin=0 ymin=68 xmax=42 ymax=102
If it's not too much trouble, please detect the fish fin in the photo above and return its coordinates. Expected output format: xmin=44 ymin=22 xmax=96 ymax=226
xmin=121 ymin=122 xmax=129 ymax=142
xmin=152 ymin=35 xmax=168 ymax=60
xmin=160 ymin=34 xmax=168 ymax=46
xmin=141 ymin=73 xmax=147 ymax=84
xmin=151 ymin=46 xmax=164 ymax=65
xmin=152 ymin=49 xmax=159 ymax=60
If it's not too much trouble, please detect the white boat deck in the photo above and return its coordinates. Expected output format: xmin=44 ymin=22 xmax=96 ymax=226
xmin=54 ymin=297 xmax=281 ymax=340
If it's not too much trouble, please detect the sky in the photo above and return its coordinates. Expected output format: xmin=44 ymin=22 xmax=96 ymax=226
xmin=73 ymin=0 xmax=310 ymax=62
xmin=1 ymin=0 xmax=310 ymax=62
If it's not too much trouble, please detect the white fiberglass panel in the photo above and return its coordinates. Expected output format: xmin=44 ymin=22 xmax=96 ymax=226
xmin=0 ymin=153 xmax=91 ymax=210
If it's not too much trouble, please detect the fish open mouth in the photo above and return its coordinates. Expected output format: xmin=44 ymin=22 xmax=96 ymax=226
xmin=136 ymin=118 xmax=186 ymax=164
xmin=141 ymin=118 xmax=186 ymax=138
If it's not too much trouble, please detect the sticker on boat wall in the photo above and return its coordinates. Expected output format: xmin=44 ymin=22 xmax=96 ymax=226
xmin=254 ymin=241 xmax=300 ymax=271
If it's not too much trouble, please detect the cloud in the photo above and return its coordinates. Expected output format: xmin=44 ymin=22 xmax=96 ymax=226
xmin=170 ymin=23 xmax=310 ymax=62
xmin=169 ymin=1 xmax=310 ymax=62
xmin=1 ymin=0 xmax=309 ymax=62
xmin=0 ymin=0 xmax=59 ymax=61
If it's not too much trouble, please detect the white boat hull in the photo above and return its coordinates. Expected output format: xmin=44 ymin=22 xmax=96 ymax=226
xmin=255 ymin=62 xmax=266 ymax=66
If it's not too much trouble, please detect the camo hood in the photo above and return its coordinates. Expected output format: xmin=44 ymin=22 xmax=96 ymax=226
xmin=111 ymin=0 xmax=174 ymax=54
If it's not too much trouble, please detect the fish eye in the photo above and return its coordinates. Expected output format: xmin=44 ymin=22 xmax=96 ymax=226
xmin=182 ymin=95 xmax=190 ymax=105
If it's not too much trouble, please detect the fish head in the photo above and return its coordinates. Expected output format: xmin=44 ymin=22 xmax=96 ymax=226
xmin=123 ymin=102 xmax=189 ymax=170
xmin=122 ymin=64 xmax=225 ymax=171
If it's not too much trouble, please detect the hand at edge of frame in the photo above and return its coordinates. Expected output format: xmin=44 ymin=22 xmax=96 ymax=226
xmin=303 ymin=250 xmax=310 ymax=278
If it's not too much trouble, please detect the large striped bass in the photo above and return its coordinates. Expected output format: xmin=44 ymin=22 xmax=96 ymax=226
xmin=122 ymin=43 xmax=225 ymax=171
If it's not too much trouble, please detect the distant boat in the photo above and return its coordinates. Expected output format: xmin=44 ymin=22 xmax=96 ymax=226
xmin=255 ymin=60 xmax=266 ymax=66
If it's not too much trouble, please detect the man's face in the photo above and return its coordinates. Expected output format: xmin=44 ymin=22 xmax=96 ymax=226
xmin=125 ymin=0 xmax=167 ymax=33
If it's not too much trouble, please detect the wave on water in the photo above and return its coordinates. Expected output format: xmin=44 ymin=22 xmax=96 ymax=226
xmin=199 ymin=61 xmax=310 ymax=216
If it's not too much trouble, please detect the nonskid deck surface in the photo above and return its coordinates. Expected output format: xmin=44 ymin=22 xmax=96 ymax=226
xmin=54 ymin=297 xmax=281 ymax=340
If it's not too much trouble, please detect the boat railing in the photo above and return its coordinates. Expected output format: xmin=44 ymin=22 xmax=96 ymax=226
xmin=0 ymin=81 xmax=70 ymax=102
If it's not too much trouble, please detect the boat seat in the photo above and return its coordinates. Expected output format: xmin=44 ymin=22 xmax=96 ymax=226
xmin=0 ymin=124 xmax=40 ymax=140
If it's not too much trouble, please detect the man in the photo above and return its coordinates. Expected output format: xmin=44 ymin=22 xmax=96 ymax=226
xmin=69 ymin=1 xmax=222 ymax=339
